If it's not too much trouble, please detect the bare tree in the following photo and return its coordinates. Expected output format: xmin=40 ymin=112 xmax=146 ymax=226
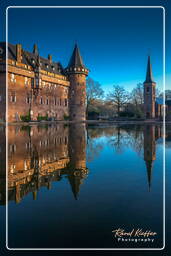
xmin=131 ymin=83 xmax=144 ymax=105
xmin=86 ymin=77 xmax=104 ymax=106
xmin=107 ymin=85 xmax=129 ymax=116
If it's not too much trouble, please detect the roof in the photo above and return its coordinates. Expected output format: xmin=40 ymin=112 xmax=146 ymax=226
xmin=156 ymin=97 xmax=163 ymax=105
xmin=144 ymin=56 xmax=155 ymax=83
xmin=0 ymin=42 xmax=64 ymax=75
xmin=67 ymin=44 xmax=85 ymax=69
xmin=156 ymin=98 xmax=171 ymax=106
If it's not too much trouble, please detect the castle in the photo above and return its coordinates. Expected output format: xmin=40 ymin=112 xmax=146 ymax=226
xmin=0 ymin=42 xmax=170 ymax=121
xmin=0 ymin=42 xmax=88 ymax=122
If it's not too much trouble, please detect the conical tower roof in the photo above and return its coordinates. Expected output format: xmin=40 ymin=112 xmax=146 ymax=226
xmin=67 ymin=44 xmax=85 ymax=68
xmin=67 ymin=174 xmax=82 ymax=200
xmin=144 ymin=56 xmax=155 ymax=83
xmin=65 ymin=44 xmax=89 ymax=75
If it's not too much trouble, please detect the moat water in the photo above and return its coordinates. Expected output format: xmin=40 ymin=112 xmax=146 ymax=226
xmin=0 ymin=123 xmax=170 ymax=249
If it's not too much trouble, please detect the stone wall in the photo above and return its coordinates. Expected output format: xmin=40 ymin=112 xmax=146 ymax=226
xmin=68 ymin=73 xmax=86 ymax=121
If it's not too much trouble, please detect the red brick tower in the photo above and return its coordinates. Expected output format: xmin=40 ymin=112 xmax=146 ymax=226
xmin=65 ymin=44 xmax=89 ymax=121
xmin=143 ymin=56 xmax=156 ymax=119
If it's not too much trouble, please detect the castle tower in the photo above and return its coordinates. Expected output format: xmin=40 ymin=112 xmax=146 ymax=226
xmin=143 ymin=125 xmax=156 ymax=190
xmin=67 ymin=124 xmax=88 ymax=199
xmin=143 ymin=56 xmax=156 ymax=119
xmin=65 ymin=44 xmax=89 ymax=121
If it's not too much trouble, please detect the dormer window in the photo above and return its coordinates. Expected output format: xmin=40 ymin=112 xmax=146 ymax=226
xmin=46 ymin=64 xmax=49 ymax=68
xmin=52 ymin=66 xmax=55 ymax=71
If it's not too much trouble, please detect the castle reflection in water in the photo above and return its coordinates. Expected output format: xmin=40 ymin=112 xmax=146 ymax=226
xmin=0 ymin=123 xmax=164 ymax=205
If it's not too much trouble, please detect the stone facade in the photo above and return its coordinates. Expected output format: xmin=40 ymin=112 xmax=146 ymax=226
xmin=0 ymin=43 xmax=88 ymax=122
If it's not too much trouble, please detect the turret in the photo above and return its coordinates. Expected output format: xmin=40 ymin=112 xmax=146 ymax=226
xmin=65 ymin=44 xmax=89 ymax=121
xmin=143 ymin=56 xmax=156 ymax=119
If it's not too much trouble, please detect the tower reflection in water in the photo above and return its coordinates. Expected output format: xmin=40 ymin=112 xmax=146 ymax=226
xmin=0 ymin=124 xmax=164 ymax=205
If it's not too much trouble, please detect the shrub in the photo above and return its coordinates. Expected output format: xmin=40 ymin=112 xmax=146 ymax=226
xmin=20 ymin=113 xmax=31 ymax=122
xmin=37 ymin=114 xmax=48 ymax=121
xmin=63 ymin=114 xmax=69 ymax=120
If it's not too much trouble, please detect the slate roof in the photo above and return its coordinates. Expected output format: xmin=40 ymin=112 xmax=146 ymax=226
xmin=144 ymin=56 xmax=155 ymax=83
xmin=67 ymin=44 xmax=85 ymax=69
xmin=0 ymin=42 xmax=64 ymax=75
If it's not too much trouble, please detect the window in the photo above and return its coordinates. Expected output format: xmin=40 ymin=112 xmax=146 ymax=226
xmin=10 ymin=94 xmax=16 ymax=103
xmin=26 ymin=97 xmax=30 ymax=104
xmin=0 ymin=95 xmax=2 ymax=102
xmin=11 ymin=73 xmax=15 ymax=82
xmin=64 ymin=99 xmax=67 ymax=107
xmin=9 ymin=144 xmax=16 ymax=153
xmin=46 ymin=98 xmax=49 ymax=105
xmin=25 ymin=77 xmax=29 ymax=86
xmin=146 ymin=87 xmax=149 ymax=92
xmin=54 ymin=98 xmax=57 ymax=105
xmin=59 ymin=99 xmax=62 ymax=106
xmin=31 ymin=78 xmax=34 ymax=88
xmin=40 ymin=97 xmax=43 ymax=104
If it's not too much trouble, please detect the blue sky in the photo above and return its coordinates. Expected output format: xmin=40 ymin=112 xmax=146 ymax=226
xmin=0 ymin=0 xmax=170 ymax=94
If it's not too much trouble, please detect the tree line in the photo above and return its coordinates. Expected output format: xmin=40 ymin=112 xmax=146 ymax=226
xmin=86 ymin=77 xmax=166 ymax=120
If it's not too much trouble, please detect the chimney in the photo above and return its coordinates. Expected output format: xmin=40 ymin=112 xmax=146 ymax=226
xmin=16 ymin=44 xmax=22 ymax=62
xmin=48 ymin=54 xmax=52 ymax=63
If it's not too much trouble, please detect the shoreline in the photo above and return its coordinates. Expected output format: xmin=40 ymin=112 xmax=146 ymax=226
xmin=0 ymin=120 xmax=170 ymax=126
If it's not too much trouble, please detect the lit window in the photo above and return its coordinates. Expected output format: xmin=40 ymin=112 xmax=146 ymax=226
xmin=25 ymin=77 xmax=29 ymax=86
xmin=11 ymin=73 xmax=15 ymax=82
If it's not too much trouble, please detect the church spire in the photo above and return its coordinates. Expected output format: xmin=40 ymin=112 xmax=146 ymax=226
xmin=145 ymin=160 xmax=153 ymax=191
xmin=144 ymin=56 xmax=155 ymax=83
